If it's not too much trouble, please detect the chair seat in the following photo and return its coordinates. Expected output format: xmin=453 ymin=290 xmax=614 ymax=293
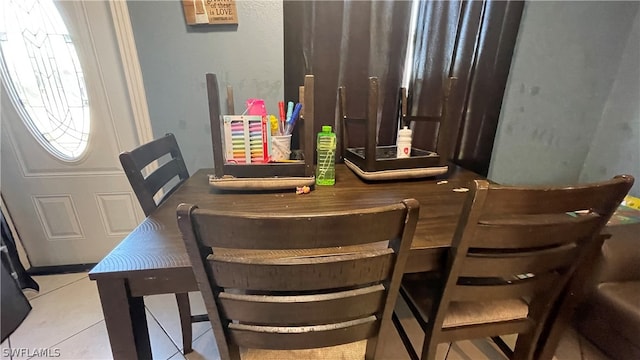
xmin=241 ymin=340 xmax=366 ymax=360
xmin=590 ymin=281 xmax=640 ymax=343
xmin=402 ymin=274 xmax=529 ymax=328
xmin=444 ymin=299 xmax=529 ymax=328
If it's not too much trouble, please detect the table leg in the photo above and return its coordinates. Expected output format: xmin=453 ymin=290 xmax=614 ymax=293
xmin=97 ymin=278 xmax=152 ymax=360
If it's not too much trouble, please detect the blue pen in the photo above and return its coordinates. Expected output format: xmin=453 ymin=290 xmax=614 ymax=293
xmin=285 ymin=101 xmax=294 ymax=125
xmin=286 ymin=103 xmax=303 ymax=135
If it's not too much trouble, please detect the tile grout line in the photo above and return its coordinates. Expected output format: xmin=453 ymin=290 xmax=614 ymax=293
xmin=24 ymin=273 xmax=89 ymax=301
xmin=25 ymin=320 xmax=104 ymax=360
xmin=191 ymin=325 xmax=212 ymax=343
xmin=21 ymin=318 xmax=104 ymax=360
xmin=144 ymin=304 xmax=182 ymax=354
xmin=165 ymin=350 xmax=182 ymax=360
xmin=5 ymin=337 xmax=13 ymax=360
xmin=444 ymin=342 xmax=452 ymax=360
xmin=14 ymin=275 xmax=97 ymax=359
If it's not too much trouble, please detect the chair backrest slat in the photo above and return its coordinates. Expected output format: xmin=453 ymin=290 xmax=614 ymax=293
xmin=228 ymin=316 xmax=378 ymax=350
xmin=144 ymin=159 xmax=185 ymax=197
xmin=178 ymin=198 xmax=419 ymax=355
xmin=128 ymin=134 xmax=182 ymax=169
xmin=460 ymin=244 xmax=579 ymax=278
xmin=192 ymin=205 xmax=407 ymax=249
xmin=480 ymin=179 xmax=629 ymax=215
xmin=450 ymin=272 xmax=558 ymax=302
xmin=472 ymin=214 xmax=601 ymax=249
xmin=120 ymin=133 xmax=189 ymax=216
xmin=209 ymin=250 xmax=393 ymax=291
xmin=218 ymin=284 xmax=385 ymax=326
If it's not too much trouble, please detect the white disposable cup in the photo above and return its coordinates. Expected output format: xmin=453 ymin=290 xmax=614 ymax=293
xmin=271 ymin=135 xmax=292 ymax=161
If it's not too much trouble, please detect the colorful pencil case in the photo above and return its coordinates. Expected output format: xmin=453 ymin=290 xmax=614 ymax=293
xmin=223 ymin=115 xmax=271 ymax=164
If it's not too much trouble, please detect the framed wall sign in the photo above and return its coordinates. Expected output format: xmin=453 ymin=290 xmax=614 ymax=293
xmin=182 ymin=0 xmax=238 ymax=25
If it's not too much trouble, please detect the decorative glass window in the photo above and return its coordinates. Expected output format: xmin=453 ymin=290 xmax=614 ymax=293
xmin=0 ymin=0 xmax=90 ymax=161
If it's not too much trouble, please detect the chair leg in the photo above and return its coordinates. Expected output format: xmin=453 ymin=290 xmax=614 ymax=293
xmin=512 ymin=331 xmax=537 ymax=360
xmin=175 ymin=293 xmax=193 ymax=354
xmin=228 ymin=342 xmax=242 ymax=360
xmin=420 ymin=333 xmax=439 ymax=360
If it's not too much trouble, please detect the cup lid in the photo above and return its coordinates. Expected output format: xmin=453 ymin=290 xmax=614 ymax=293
xmin=398 ymin=126 xmax=412 ymax=136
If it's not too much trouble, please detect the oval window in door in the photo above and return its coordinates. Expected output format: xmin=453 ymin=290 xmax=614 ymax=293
xmin=0 ymin=0 xmax=90 ymax=161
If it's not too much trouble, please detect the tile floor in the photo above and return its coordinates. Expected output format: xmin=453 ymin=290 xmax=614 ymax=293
xmin=1 ymin=272 xmax=611 ymax=360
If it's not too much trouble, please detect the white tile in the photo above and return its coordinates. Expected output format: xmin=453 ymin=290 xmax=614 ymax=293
xmin=168 ymin=352 xmax=187 ymax=360
xmin=1 ymin=338 xmax=11 ymax=360
xmin=187 ymin=292 xmax=207 ymax=318
xmin=24 ymin=272 xmax=88 ymax=300
xmin=434 ymin=344 xmax=450 ymax=360
xmin=184 ymin=330 xmax=220 ymax=360
xmin=145 ymin=292 xmax=211 ymax=352
xmin=391 ymin=296 xmax=425 ymax=357
xmin=145 ymin=309 xmax=182 ymax=360
xmin=377 ymin=319 xmax=444 ymax=360
xmin=9 ymin=277 xmax=103 ymax=352
xmin=26 ymin=310 xmax=180 ymax=360
xmin=499 ymin=334 xmax=517 ymax=350
xmin=34 ymin=321 xmax=110 ymax=360
xmin=553 ymin=327 xmax=582 ymax=360
xmin=447 ymin=339 xmax=509 ymax=360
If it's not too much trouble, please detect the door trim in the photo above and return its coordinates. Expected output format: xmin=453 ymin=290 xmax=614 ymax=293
xmin=108 ymin=0 xmax=153 ymax=146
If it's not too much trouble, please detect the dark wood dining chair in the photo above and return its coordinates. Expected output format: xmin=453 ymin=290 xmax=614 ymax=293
xmin=393 ymin=175 xmax=634 ymax=360
xmin=119 ymin=133 xmax=204 ymax=354
xmin=177 ymin=199 xmax=420 ymax=360
xmin=337 ymin=77 xmax=456 ymax=170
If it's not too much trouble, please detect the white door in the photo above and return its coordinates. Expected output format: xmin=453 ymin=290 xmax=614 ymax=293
xmin=1 ymin=0 xmax=145 ymax=266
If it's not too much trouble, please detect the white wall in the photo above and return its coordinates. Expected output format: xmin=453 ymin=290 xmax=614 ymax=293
xmin=127 ymin=0 xmax=284 ymax=173
xmin=488 ymin=1 xmax=639 ymax=186
xmin=579 ymin=11 xmax=640 ymax=197
xmin=127 ymin=0 xmax=639 ymax=191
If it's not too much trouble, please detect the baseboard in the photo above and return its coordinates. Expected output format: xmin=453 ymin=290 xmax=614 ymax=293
xmin=27 ymin=263 xmax=97 ymax=276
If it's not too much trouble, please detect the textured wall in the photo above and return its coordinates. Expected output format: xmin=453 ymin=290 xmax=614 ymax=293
xmin=488 ymin=1 xmax=638 ymax=185
xmin=127 ymin=0 xmax=283 ymax=173
xmin=580 ymin=11 xmax=640 ymax=197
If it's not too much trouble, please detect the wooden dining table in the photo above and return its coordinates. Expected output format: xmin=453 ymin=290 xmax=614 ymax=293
xmin=89 ymin=163 xmax=482 ymax=359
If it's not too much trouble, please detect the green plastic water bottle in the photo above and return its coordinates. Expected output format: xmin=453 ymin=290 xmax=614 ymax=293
xmin=316 ymin=125 xmax=336 ymax=185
